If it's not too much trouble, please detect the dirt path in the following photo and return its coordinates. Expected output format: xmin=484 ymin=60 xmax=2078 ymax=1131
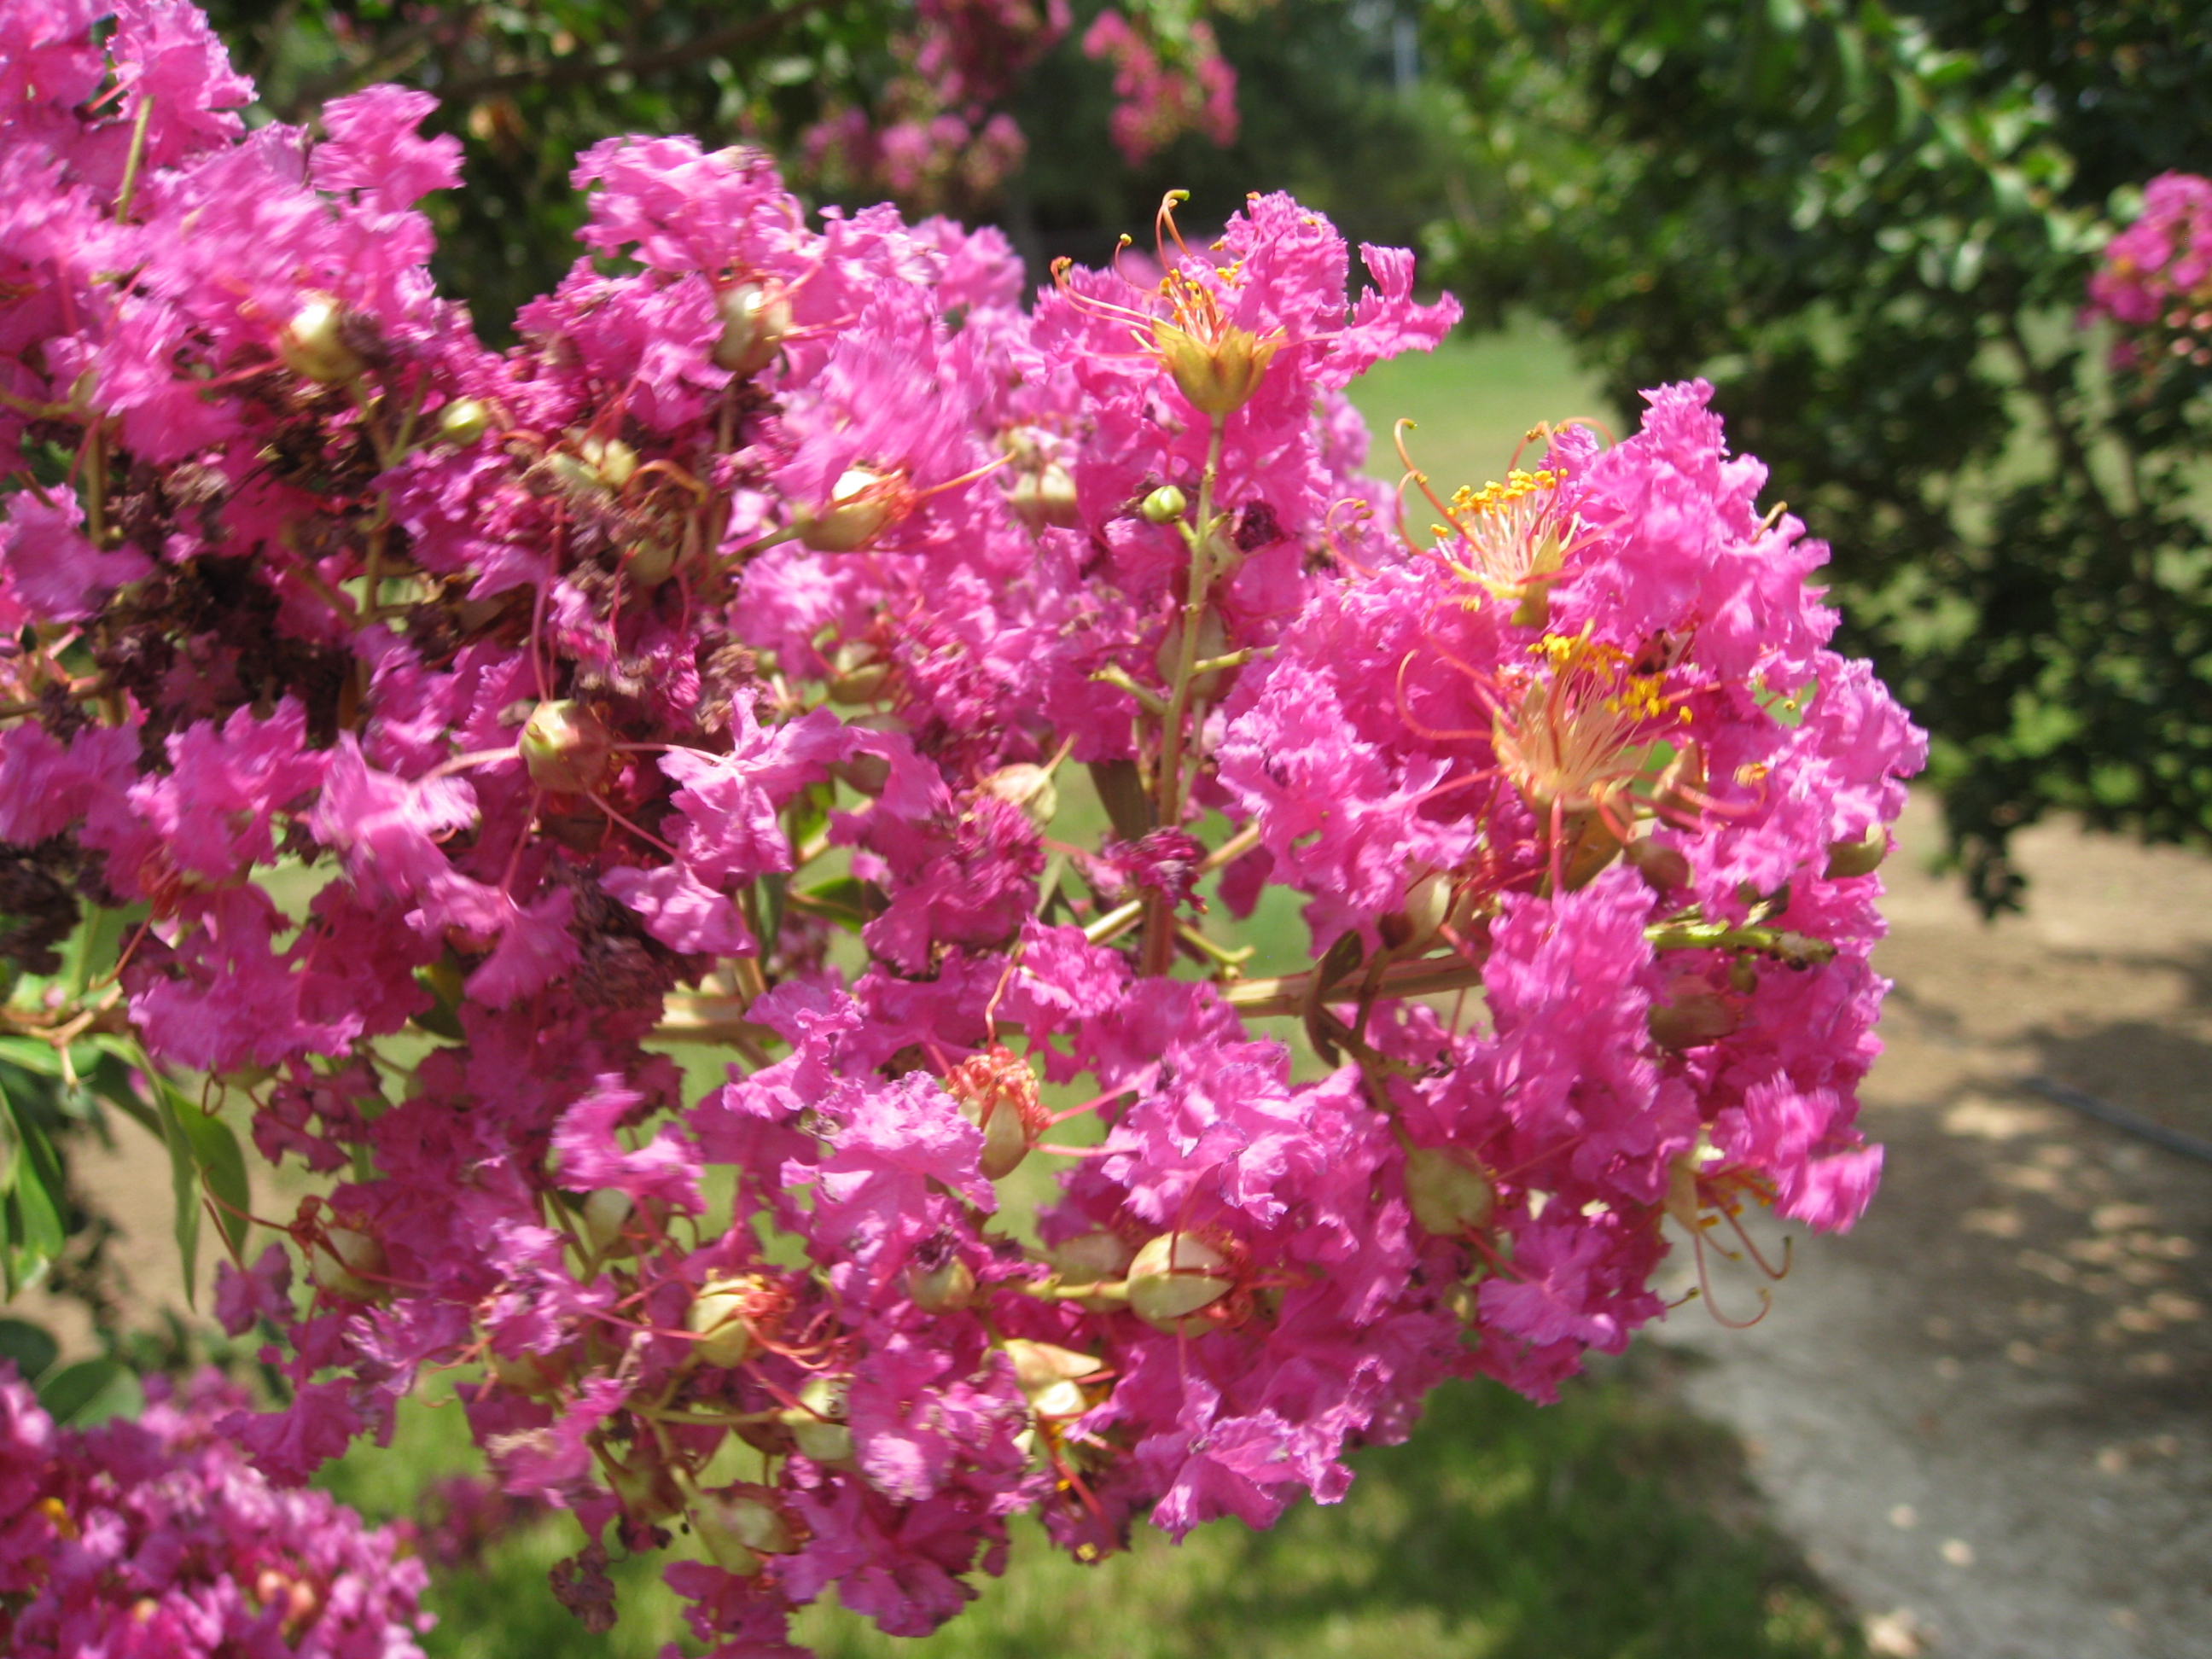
xmin=1656 ymin=794 xmax=2212 ymax=1658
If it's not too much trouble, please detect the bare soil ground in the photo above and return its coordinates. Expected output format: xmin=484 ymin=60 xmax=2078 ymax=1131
xmin=1657 ymin=793 xmax=2212 ymax=1658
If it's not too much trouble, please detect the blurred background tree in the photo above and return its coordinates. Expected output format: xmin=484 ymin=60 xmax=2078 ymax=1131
xmin=1415 ymin=0 xmax=2212 ymax=911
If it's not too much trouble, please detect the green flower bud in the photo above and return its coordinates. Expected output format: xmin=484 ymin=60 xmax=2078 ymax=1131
xmin=437 ymin=398 xmax=492 ymax=445
xmin=1824 ymin=824 xmax=1889 ymax=880
xmin=686 ymin=1273 xmax=768 ymax=1369
xmin=797 ymin=466 xmax=908 ymax=553
xmin=519 ymin=700 xmax=614 ymax=795
xmin=308 ymin=1226 xmax=387 ymax=1304
xmin=281 ymin=294 xmax=366 ymax=385
xmin=1009 ymin=462 xmax=1081 ymax=531
xmin=1139 ymin=484 xmax=1188 ymax=524
xmin=1001 ymin=1338 xmax=1105 ymax=1419
xmin=781 ymin=1375 xmax=853 ymax=1463
xmin=1126 ymin=1231 xmax=1233 ymax=1331
xmin=691 ymin=1485 xmax=798 ymax=1575
xmin=905 ymin=1251 xmax=977 ymax=1313
xmin=580 ymin=1188 xmax=633 ymax=1255
xmin=1404 ymin=1146 xmax=1498 ymax=1237
xmin=712 ymin=282 xmax=793 ymax=377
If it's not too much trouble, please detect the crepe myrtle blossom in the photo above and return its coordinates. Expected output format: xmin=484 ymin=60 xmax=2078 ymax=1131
xmin=0 ymin=1365 xmax=430 ymax=1657
xmin=2087 ymin=171 xmax=2212 ymax=373
xmin=0 ymin=3 xmax=1923 ymax=1651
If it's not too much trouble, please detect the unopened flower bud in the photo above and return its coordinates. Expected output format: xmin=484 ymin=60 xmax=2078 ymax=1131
xmin=780 ymin=1375 xmax=853 ymax=1462
xmin=1154 ymin=319 xmax=1279 ymax=416
xmin=519 ymin=700 xmax=614 ymax=795
xmin=437 ymin=398 xmax=492 ymax=445
xmin=1139 ymin=484 xmax=1188 ymax=524
xmin=1002 ymin=1338 xmax=1105 ymax=1418
xmin=1824 ymin=824 xmax=1888 ymax=880
xmin=690 ymin=1484 xmax=798 ymax=1575
xmin=1625 ymin=837 xmax=1692 ymax=893
xmin=827 ymin=640 xmax=892 ymax=704
xmin=282 ymin=293 xmax=366 ymax=384
xmin=1051 ymin=1232 xmax=1133 ymax=1282
xmin=797 ymin=466 xmax=907 ymax=553
xmin=1648 ymin=991 xmax=1740 ymax=1051
xmin=575 ymin=434 xmax=637 ymax=492
xmin=581 ymin=1188 xmax=632 ymax=1255
xmin=686 ymin=1273 xmax=767 ymax=1368
xmin=308 ymin=1226 xmax=387 ymax=1303
xmin=905 ymin=1251 xmax=977 ymax=1313
xmin=944 ymin=1047 xmax=1045 ymax=1179
xmin=1008 ymin=462 xmax=1081 ymax=531
xmin=712 ymin=282 xmax=793 ymax=377
xmin=1126 ymin=1231 xmax=1233 ymax=1331
xmin=983 ymin=762 xmax=1058 ymax=827
xmin=1404 ymin=1146 xmax=1498 ymax=1237
xmin=608 ymin=1443 xmax=684 ymax=1523
xmin=489 ymin=1347 xmax=569 ymax=1398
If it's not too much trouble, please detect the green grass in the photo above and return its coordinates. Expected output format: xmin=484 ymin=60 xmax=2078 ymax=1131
xmin=1344 ymin=325 xmax=1618 ymax=507
xmin=326 ymin=1359 xmax=1860 ymax=1659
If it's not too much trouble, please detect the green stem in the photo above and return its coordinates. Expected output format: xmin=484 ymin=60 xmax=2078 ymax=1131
xmin=1142 ymin=417 xmax=1224 ymax=975
xmin=114 ymin=96 xmax=154 ymax=224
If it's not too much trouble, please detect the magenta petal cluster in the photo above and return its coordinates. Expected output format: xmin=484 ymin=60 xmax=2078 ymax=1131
xmin=2086 ymin=171 xmax=2212 ymax=372
xmin=0 ymin=1365 xmax=429 ymax=1656
xmin=0 ymin=5 xmax=1924 ymax=1653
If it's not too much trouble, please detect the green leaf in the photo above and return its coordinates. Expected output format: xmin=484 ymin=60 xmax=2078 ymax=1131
xmin=0 ymin=1035 xmax=65 ymax=1076
xmin=37 ymin=1357 xmax=143 ymax=1426
xmin=1 ymin=1097 xmax=67 ymax=1295
xmin=0 ymin=1316 xmax=59 ymax=1384
xmin=151 ymin=1074 xmax=253 ymax=1310
xmin=787 ymin=874 xmax=881 ymax=931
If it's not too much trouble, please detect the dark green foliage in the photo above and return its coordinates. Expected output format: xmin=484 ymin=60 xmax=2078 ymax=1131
xmin=202 ymin=0 xmax=945 ymax=334
xmin=1420 ymin=0 xmax=2212 ymax=910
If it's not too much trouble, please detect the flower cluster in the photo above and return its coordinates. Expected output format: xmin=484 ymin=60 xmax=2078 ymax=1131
xmin=0 ymin=1365 xmax=429 ymax=1656
xmin=1082 ymin=8 xmax=1239 ymax=165
xmin=2087 ymin=172 xmax=2212 ymax=372
xmin=0 ymin=4 xmax=1923 ymax=1655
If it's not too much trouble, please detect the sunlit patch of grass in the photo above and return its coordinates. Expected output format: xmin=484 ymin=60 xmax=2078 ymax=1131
xmin=331 ymin=1357 xmax=1859 ymax=1659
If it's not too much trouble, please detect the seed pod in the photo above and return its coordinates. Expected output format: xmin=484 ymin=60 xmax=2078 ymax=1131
xmin=282 ymin=293 xmax=366 ymax=384
xmin=1139 ymin=484 xmax=1188 ymax=524
xmin=1404 ymin=1146 xmax=1498 ymax=1237
xmin=943 ymin=1047 xmax=1045 ymax=1179
xmin=712 ymin=282 xmax=793 ymax=377
xmin=519 ymin=700 xmax=613 ymax=795
xmin=1153 ymin=319 xmax=1279 ymax=416
xmin=685 ymin=1274 xmax=767 ymax=1368
xmin=1126 ymin=1231 xmax=1233 ymax=1330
